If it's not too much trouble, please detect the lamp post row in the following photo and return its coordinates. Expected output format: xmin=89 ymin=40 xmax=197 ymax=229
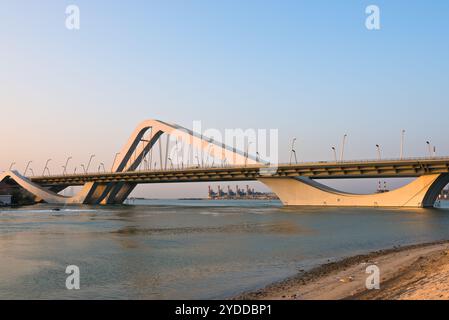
xmin=288 ymin=130 xmax=436 ymax=163
xmin=2 ymin=130 xmax=440 ymax=174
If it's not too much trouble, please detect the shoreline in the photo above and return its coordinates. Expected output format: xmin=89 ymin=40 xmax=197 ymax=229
xmin=235 ymin=240 xmax=449 ymax=300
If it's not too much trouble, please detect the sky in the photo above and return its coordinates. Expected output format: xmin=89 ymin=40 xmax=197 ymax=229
xmin=1 ymin=0 xmax=448 ymax=197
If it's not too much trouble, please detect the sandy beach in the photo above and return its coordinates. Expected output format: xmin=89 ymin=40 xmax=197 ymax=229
xmin=237 ymin=240 xmax=449 ymax=300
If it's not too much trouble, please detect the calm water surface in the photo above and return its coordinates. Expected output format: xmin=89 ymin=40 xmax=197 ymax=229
xmin=2 ymin=200 xmax=449 ymax=299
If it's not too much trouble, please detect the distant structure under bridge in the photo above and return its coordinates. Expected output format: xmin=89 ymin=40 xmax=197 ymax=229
xmin=208 ymin=185 xmax=278 ymax=200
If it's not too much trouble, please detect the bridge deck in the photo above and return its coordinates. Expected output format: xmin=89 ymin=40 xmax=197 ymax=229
xmin=28 ymin=157 xmax=449 ymax=187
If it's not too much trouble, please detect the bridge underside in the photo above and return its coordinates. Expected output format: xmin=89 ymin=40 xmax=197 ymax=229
xmin=258 ymin=173 xmax=449 ymax=208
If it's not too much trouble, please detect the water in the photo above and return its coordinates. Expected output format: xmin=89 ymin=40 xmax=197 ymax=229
xmin=2 ymin=200 xmax=449 ymax=299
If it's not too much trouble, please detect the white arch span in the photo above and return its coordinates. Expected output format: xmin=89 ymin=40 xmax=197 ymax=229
xmin=259 ymin=173 xmax=449 ymax=207
xmin=1 ymin=119 xmax=262 ymax=205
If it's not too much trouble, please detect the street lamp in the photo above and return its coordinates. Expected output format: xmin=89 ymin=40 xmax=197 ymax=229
xmin=290 ymin=138 xmax=297 ymax=165
xmin=80 ymin=164 xmax=86 ymax=174
xmin=400 ymin=130 xmax=405 ymax=159
xmin=195 ymin=155 xmax=200 ymax=167
xmin=340 ymin=134 xmax=347 ymax=162
xmin=245 ymin=141 xmax=253 ymax=167
xmin=168 ymin=157 xmax=174 ymax=170
xmin=175 ymin=139 xmax=180 ymax=169
xmin=42 ymin=159 xmax=52 ymax=176
xmin=62 ymin=156 xmax=72 ymax=175
xmin=29 ymin=168 xmax=35 ymax=176
xmin=426 ymin=141 xmax=432 ymax=158
xmin=331 ymin=147 xmax=337 ymax=162
xmin=140 ymin=139 xmax=153 ymax=171
xmin=376 ymin=144 xmax=381 ymax=160
xmin=86 ymin=154 xmax=95 ymax=173
xmin=206 ymin=144 xmax=213 ymax=168
xmin=9 ymin=162 xmax=16 ymax=171
xmin=100 ymin=162 xmax=106 ymax=173
xmin=111 ymin=152 xmax=120 ymax=173
xmin=24 ymin=161 xmax=32 ymax=176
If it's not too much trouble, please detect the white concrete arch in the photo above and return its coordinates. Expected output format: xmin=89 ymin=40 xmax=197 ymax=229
xmin=113 ymin=119 xmax=262 ymax=173
xmin=0 ymin=171 xmax=68 ymax=204
xmin=0 ymin=120 xmax=261 ymax=205
xmin=259 ymin=173 xmax=449 ymax=207
xmin=99 ymin=119 xmax=264 ymax=204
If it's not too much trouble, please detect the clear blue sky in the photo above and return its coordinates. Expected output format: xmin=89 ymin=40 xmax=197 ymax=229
xmin=1 ymin=1 xmax=448 ymax=197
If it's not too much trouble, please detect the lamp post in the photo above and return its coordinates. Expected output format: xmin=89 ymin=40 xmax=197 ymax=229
xmin=9 ymin=162 xmax=16 ymax=171
xmin=80 ymin=164 xmax=86 ymax=174
xmin=24 ymin=161 xmax=32 ymax=176
xmin=245 ymin=141 xmax=253 ymax=167
xmin=42 ymin=159 xmax=52 ymax=176
xmin=111 ymin=152 xmax=120 ymax=173
xmin=98 ymin=162 xmax=106 ymax=173
xmin=29 ymin=168 xmax=35 ymax=176
xmin=290 ymin=138 xmax=297 ymax=165
xmin=331 ymin=147 xmax=337 ymax=162
xmin=86 ymin=154 xmax=95 ymax=173
xmin=376 ymin=144 xmax=381 ymax=160
xmin=140 ymin=139 xmax=152 ymax=171
xmin=340 ymin=134 xmax=347 ymax=162
xmin=62 ymin=156 xmax=72 ymax=175
xmin=400 ymin=130 xmax=405 ymax=160
xmin=195 ymin=155 xmax=200 ymax=167
xmin=205 ymin=144 xmax=213 ymax=168
xmin=168 ymin=157 xmax=174 ymax=170
xmin=426 ymin=141 xmax=432 ymax=158
xmin=175 ymin=139 xmax=180 ymax=169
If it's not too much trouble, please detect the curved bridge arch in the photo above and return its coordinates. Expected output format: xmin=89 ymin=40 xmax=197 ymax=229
xmin=96 ymin=119 xmax=263 ymax=204
xmin=258 ymin=173 xmax=449 ymax=207
xmin=2 ymin=119 xmax=261 ymax=205
xmin=113 ymin=119 xmax=261 ymax=173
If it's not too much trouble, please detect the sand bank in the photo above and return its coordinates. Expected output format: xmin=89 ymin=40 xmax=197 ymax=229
xmin=236 ymin=241 xmax=449 ymax=300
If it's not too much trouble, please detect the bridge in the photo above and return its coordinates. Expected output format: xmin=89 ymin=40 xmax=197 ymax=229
xmin=2 ymin=119 xmax=449 ymax=207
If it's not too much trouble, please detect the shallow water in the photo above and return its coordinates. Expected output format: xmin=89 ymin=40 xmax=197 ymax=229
xmin=1 ymin=200 xmax=449 ymax=299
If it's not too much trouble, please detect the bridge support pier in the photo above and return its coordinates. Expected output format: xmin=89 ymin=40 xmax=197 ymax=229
xmin=101 ymin=182 xmax=137 ymax=204
xmin=258 ymin=174 xmax=449 ymax=208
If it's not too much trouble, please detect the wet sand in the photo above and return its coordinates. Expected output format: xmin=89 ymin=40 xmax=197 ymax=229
xmin=236 ymin=240 xmax=449 ymax=300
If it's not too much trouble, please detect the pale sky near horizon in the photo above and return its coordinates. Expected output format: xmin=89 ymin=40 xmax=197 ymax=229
xmin=1 ymin=1 xmax=448 ymax=197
